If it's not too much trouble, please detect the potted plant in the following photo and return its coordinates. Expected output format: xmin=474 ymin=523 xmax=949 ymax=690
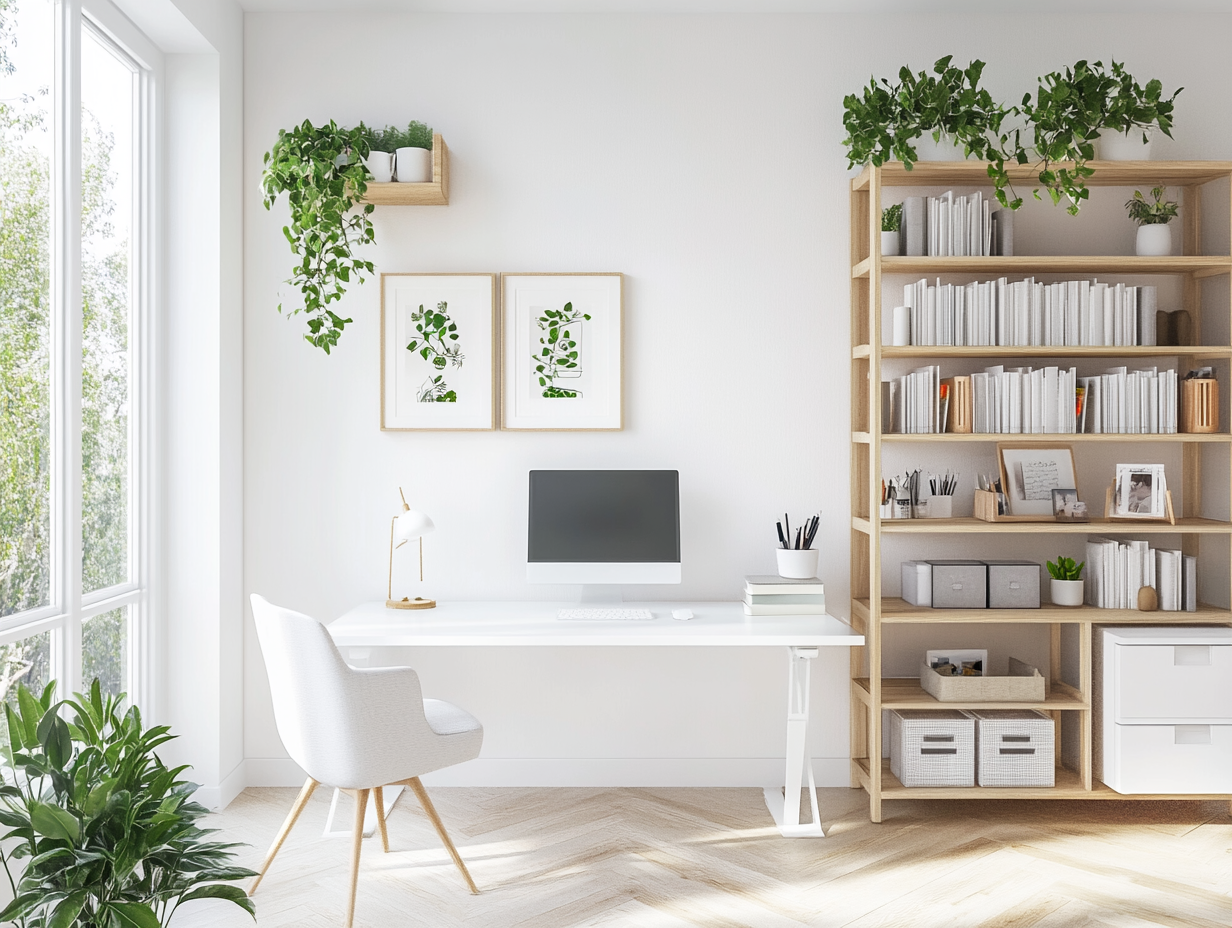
xmin=357 ymin=121 xmax=398 ymax=182
xmin=1097 ymin=62 xmax=1181 ymax=160
xmin=262 ymin=119 xmax=376 ymax=353
xmin=1047 ymin=555 xmax=1085 ymax=606
xmin=381 ymin=120 xmax=434 ymax=183
xmin=0 ymin=681 xmax=257 ymax=926
xmin=843 ymin=56 xmax=1007 ymax=171
xmin=1126 ymin=185 xmax=1179 ymax=256
xmin=881 ymin=203 xmax=902 ymax=256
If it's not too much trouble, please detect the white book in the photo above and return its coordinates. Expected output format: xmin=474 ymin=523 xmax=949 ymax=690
xmin=1127 ymin=286 xmax=1138 ymax=346
xmin=1183 ymin=555 xmax=1198 ymax=612
xmin=1139 ymin=285 xmax=1158 ymax=346
xmin=1113 ymin=284 xmax=1125 ymax=346
xmin=1090 ymin=282 xmax=1106 ymax=347
xmin=1103 ymin=286 xmax=1115 ymax=347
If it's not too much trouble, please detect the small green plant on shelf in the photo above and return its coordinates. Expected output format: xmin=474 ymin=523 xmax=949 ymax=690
xmin=0 ymin=680 xmax=257 ymax=927
xmin=262 ymin=119 xmax=375 ymax=354
xmin=534 ymin=302 xmax=589 ymax=399
xmin=881 ymin=203 xmax=902 ymax=232
xmin=1046 ymin=555 xmax=1085 ymax=581
xmin=360 ymin=119 xmax=434 ymax=152
xmin=1125 ymin=186 xmax=1179 ymax=225
xmin=407 ymin=301 xmax=463 ymax=403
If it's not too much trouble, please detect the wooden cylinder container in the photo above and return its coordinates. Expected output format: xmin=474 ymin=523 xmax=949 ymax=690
xmin=1181 ymin=379 xmax=1219 ymax=433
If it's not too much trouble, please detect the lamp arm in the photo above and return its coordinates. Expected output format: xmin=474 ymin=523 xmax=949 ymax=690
xmin=388 ymin=516 xmax=397 ymax=601
xmin=419 ymin=536 xmax=424 ymax=582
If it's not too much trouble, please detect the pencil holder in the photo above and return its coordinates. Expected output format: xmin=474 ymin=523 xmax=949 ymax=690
xmin=926 ymin=496 xmax=953 ymax=519
xmin=776 ymin=548 xmax=819 ymax=580
xmin=1181 ymin=379 xmax=1219 ymax=433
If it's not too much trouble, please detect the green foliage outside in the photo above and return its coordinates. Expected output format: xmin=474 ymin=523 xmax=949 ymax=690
xmin=0 ymin=680 xmax=257 ymax=926
xmin=533 ymin=302 xmax=589 ymax=399
xmin=407 ymin=301 xmax=462 ymax=403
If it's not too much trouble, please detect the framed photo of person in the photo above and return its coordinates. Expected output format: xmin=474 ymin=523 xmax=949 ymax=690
xmin=997 ymin=444 xmax=1078 ymax=518
xmin=1110 ymin=463 xmax=1170 ymax=520
xmin=1052 ymin=488 xmax=1090 ymax=523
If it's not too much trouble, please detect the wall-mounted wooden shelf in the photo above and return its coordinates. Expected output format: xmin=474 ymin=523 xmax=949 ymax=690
xmin=359 ymin=133 xmax=449 ymax=206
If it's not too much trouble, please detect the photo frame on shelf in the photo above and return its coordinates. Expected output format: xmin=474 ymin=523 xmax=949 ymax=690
xmin=1107 ymin=463 xmax=1175 ymax=523
xmin=1052 ymin=488 xmax=1090 ymax=523
xmin=501 ymin=273 xmax=623 ymax=430
xmin=381 ymin=273 xmax=497 ymax=430
xmin=997 ymin=443 xmax=1077 ymax=518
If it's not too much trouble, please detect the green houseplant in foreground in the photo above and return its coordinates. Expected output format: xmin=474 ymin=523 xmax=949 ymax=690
xmin=262 ymin=119 xmax=375 ymax=354
xmin=0 ymin=681 xmax=256 ymax=927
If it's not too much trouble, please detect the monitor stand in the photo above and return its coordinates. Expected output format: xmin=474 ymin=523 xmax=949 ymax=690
xmin=578 ymin=584 xmax=624 ymax=604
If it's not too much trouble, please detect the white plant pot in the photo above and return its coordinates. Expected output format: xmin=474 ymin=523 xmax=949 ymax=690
xmin=913 ymin=133 xmax=967 ymax=161
xmin=1051 ymin=578 xmax=1085 ymax=607
xmin=881 ymin=230 xmax=900 ymax=257
xmin=395 ymin=147 xmax=432 ymax=183
xmin=1136 ymin=224 xmax=1173 ymax=257
xmin=363 ymin=151 xmax=395 ymax=183
xmin=776 ymin=548 xmax=819 ymax=580
xmin=1099 ymin=130 xmax=1154 ymax=161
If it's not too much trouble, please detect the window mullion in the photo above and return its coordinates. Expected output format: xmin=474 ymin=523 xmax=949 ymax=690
xmin=53 ymin=0 xmax=83 ymax=696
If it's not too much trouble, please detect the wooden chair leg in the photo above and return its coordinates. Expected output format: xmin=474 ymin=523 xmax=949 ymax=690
xmin=373 ymin=786 xmax=390 ymax=852
xmin=249 ymin=777 xmax=318 ymax=895
xmin=405 ymin=777 xmax=479 ymax=894
xmin=345 ymin=788 xmax=370 ymax=928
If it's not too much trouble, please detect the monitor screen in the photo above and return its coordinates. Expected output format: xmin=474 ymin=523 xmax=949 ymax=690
xmin=527 ymin=470 xmax=680 ymax=583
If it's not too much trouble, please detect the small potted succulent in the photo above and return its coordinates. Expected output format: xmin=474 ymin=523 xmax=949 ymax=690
xmin=1126 ymin=185 xmax=1179 ymax=256
xmin=881 ymin=203 xmax=902 ymax=257
xmin=1047 ymin=555 xmax=1085 ymax=607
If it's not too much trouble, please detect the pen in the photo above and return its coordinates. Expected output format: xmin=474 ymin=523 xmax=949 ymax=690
xmin=777 ymin=522 xmax=787 ymax=549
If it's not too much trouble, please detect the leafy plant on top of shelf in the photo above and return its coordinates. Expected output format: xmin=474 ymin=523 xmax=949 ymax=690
xmin=997 ymin=60 xmax=1182 ymax=215
xmin=0 ymin=679 xmax=257 ymax=927
xmin=262 ymin=118 xmax=375 ymax=354
xmin=360 ymin=120 xmax=434 ymax=153
xmin=1125 ymin=185 xmax=1179 ymax=226
xmin=1046 ymin=555 xmax=1085 ymax=581
xmin=881 ymin=203 xmax=902 ymax=232
xmin=842 ymin=56 xmax=1008 ymax=172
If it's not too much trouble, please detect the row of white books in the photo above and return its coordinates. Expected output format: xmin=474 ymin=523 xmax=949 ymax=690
xmin=899 ymin=193 xmax=1012 ymax=258
xmin=1085 ymin=538 xmax=1197 ymax=612
xmin=743 ymin=576 xmax=825 ymax=615
xmin=899 ymin=278 xmax=1158 ymax=348
xmin=883 ymin=365 xmax=1179 ymax=434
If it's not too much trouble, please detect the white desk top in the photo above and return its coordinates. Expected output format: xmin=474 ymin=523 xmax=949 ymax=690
xmin=329 ymin=601 xmax=863 ymax=648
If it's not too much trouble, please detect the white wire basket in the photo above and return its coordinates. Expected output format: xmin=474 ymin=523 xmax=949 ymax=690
xmin=889 ymin=709 xmax=975 ymax=787
xmin=968 ymin=709 xmax=1055 ymax=787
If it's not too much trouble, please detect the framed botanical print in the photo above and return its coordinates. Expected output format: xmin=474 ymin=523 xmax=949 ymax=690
xmin=381 ymin=273 xmax=497 ymax=430
xmin=501 ymin=273 xmax=623 ymax=430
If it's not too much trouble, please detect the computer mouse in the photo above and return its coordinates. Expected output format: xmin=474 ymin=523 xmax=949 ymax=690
xmin=672 ymin=608 xmax=694 ymax=621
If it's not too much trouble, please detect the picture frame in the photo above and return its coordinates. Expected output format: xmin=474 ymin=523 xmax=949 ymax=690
xmin=1051 ymin=488 xmax=1090 ymax=523
xmin=501 ymin=273 xmax=623 ymax=431
xmin=381 ymin=274 xmax=498 ymax=430
xmin=997 ymin=443 xmax=1078 ymax=518
xmin=1110 ymin=463 xmax=1168 ymax=519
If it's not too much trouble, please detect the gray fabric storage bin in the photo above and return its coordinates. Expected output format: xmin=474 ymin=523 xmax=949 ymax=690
xmin=969 ymin=709 xmax=1055 ymax=787
xmin=889 ymin=709 xmax=975 ymax=787
xmin=901 ymin=560 xmax=932 ymax=606
xmin=929 ymin=560 xmax=987 ymax=609
xmin=985 ymin=560 xmax=1041 ymax=609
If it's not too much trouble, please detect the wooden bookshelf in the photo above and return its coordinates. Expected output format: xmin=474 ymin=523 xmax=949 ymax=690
xmin=359 ymin=133 xmax=449 ymax=206
xmin=849 ymin=158 xmax=1232 ymax=823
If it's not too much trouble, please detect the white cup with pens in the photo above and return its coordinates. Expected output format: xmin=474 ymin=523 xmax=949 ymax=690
xmin=926 ymin=470 xmax=959 ymax=519
xmin=775 ymin=512 xmax=820 ymax=579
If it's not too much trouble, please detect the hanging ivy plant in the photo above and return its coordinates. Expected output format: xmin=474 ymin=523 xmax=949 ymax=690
xmin=261 ymin=119 xmax=375 ymax=354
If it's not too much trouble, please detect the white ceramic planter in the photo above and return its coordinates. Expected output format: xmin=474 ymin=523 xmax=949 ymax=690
xmin=881 ymin=230 xmax=900 ymax=257
xmin=913 ymin=133 xmax=966 ymax=161
xmin=395 ymin=146 xmax=432 ymax=183
xmin=1051 ymin=578 xmax=1085 ymax=607
xmin=1136 ymin=224 xmax=1173 ymax=256
xmin=363 ymin=151 xmax=395 ymax=183
xmin=1099 ymin=130 xmax=1154 ymax=161
xmin=776 ymin=548 xmax=819 ymax=580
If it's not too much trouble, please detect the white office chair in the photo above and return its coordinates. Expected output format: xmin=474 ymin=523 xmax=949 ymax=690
xmin=248 ymin=594 xmax=483 ymax=927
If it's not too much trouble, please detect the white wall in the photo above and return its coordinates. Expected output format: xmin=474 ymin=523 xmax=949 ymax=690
xmin=241 ymin=11 xmax=1232 ymax=788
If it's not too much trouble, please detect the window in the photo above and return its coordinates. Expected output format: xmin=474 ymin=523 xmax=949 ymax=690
xmin=0 ymin=0 xmax=156 ymax=705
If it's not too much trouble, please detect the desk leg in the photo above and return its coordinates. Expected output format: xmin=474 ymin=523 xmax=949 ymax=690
xmin=323 ymin=786 xmax=403 ymax=839
xmin=763 ymin=646 xmax=824 ymax=838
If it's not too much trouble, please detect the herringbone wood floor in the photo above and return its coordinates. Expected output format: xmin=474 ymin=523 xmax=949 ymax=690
xmin=171 ymin=786 xmax=1232 ymax=928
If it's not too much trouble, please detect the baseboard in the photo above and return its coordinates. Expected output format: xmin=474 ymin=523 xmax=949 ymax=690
xmin=194 ymin=759 xmax=248 ymax=810
xmin=241 ymin=756 xmax=851 ymax=789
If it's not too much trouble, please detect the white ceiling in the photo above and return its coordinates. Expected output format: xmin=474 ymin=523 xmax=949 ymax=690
xmin=236 ymin=0 xmax=1232 ymax=11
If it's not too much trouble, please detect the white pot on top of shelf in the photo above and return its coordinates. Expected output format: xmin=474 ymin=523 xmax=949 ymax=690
xmin=1050 ymin=578 xmax=1085 ymax=607
xmin=881 ymin=230 xmax=900 ymax=256
xmin=1136 ymin=223 xmax=1173 ymax=256
xmin=363 ymin=150 xmax=395 ymax=183
xmin=1098 ymin=129 xmax=1154 ymax=161
xmin=912 ymin=132 xmax=967 ymax=161
xmin=395 ymin=146 xmax=432 ymax=183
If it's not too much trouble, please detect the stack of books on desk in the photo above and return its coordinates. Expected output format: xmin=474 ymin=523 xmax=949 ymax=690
xmin=743 ymin=576 xmax=825 ymax=615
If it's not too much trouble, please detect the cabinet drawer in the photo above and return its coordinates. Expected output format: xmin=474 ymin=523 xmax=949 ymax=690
xmin=1104 ymin=723 xmax=1232 ymax=795
xmin=1116 ymin=644 xmax=1232 ymax=722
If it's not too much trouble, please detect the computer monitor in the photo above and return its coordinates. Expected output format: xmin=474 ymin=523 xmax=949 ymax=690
xmin=527 ymin=470 xmax=681 ymax=586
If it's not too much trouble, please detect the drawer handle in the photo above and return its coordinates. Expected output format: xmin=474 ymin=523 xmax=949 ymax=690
xmin=1176 ymin=725 xmax=1212 ymax=745
xmin=922 ymin=735 xmax=954 ymax=742
xmin=920 ymin=748 xmax=957 ymax=755
xmin=1001 ymin=735 xmax=1030 ymax=743
xmin=1175 ymin=645 xmax=1211 ymax=666
xmin=999 ymin=748 xmax=1035 ymax=755
xmin=951 ymin=583 xmax=963 ymax=590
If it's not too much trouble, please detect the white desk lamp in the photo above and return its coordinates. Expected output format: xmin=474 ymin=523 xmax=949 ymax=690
xmin=386 ymin=489 xmax=436 ymax=610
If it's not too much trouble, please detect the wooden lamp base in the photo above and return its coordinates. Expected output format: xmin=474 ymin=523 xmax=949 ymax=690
xmin=386 ymin=597 xmax=436 ymax=610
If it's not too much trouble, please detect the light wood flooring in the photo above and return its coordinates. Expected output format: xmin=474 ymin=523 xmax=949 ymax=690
xmin=170 ymin=786 xmax=1232 ymax=928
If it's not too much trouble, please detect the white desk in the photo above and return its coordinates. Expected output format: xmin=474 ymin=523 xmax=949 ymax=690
xmin=329 ymin=601 xmax=862 ymax=837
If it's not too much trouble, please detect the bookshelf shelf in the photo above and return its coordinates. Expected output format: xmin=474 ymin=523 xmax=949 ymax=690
xmin=849 ymin=159 xmax=1232 ymax=823
xmin=853 ymin=677 xmax=1088 ymax=710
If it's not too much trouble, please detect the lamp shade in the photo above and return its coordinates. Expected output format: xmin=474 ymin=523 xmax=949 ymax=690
xmin=393 ymin=509 xmax=434 ymax=543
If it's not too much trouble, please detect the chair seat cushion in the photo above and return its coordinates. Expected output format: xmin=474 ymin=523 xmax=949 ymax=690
xmin=424 ymin=698 xmax=482 ymax=736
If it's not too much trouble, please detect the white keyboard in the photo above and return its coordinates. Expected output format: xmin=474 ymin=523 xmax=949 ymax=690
xmin=557 ymin=608 xmax=654 ymax=622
